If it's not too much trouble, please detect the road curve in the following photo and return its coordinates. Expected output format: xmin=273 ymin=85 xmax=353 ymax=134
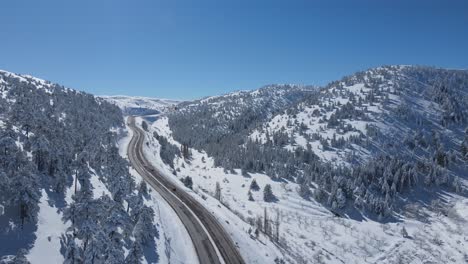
xmin=127 ymin=116 xmax=245 ymax=264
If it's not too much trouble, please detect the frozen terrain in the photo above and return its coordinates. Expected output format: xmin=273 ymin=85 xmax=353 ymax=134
xmin=136 ymin=65 xmax=468 ymax=263
xmin=138 ymin=115 xmax=468 ymax=264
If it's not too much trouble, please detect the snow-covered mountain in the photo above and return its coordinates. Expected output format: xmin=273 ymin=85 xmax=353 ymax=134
xmin=167 ymin=65 xmax=468 ymax=215
xmin=147 ymin=65 xmax=468 ymax=263
xmin=0 ymin=70 xmax=159 ymax=263
xmin=101 ymin=95 xmax=181 ymax=115
xmin=168 ymin=66 xmax=467 ymax=207
xmin=253 ymin=65 xmax=467 ymax=164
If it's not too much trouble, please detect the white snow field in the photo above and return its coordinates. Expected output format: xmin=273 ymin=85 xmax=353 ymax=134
xmin=26 ymin=190 xmax=69 ymax=263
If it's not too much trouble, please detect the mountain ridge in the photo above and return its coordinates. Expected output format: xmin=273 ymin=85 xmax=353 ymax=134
xmin=166 ymin=64 xmax=468 ymax=218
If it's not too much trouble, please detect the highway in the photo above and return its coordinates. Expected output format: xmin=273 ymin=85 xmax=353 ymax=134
xmin=127 ymin=116 xmax=245 ymax=264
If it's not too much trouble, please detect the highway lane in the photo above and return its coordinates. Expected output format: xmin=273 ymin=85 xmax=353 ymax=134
xmin=127 ymin=116 xmax=245 ymax=264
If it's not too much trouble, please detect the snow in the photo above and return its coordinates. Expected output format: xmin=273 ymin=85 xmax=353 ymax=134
xmin=0 ymin=70 xmax=28 ymax=83
xmin=138 ymin=115 xmax=468 ymax=264
xmin=58 ymin=112 xmax=66 ymax=123
xmin=249 ymin=105 xmax=356 ymax=165
xmin=27 ymin=190 xmax=69 ymax=264
xmin=0 ymin=70 xmax=57 ymax=95
xmin=90 ymin=173 xmax=112 ymax=199
xmin=345 ymin=83 xmax=367 ymax=94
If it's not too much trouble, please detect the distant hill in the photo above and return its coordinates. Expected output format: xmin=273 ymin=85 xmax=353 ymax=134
xmin=101 ymin=95 xmax=181 ymax=115
xmin=167 ymin=65 xmax=468 ymax=217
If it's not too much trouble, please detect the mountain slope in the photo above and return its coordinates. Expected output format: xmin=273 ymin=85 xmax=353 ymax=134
xmin=168 ymin=84 xmax=317 ymax=169
xmin=253 ymin=65 xmax=467 ymax=165
xmin=166 ymin=66 xmax=467 ymax=218
xmin=0 ymin=71 xmax=158 ymax=263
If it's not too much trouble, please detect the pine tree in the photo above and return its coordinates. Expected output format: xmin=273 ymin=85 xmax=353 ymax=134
xmin=248 ymin=190 xmax=254 ymax=201
xmin=138 ymin=181 xmax=149 ymax=197
xmin=335 ymin=188 xmax=346 ymax=209
xmin=263 ymin=184 xmax=276 ymax=202
xmin=9 ymin=165 xmax=41 ymax=227
xmin=183 ymin=176 xmax=193 ymax=189
xmin=83 ymin=230 xmax=108 ymax=264
xmin=125 ymin=241 xmax=143 ymax=264
xmin=133 ymin=206 xmax=157 ymax=246
xmin=298 ymin=183 xmax=311 ymax=199
xmin=61 ymin=234 xmax=83 ymax=264
xmin=250 ymin=179 xmax=260 ymax=191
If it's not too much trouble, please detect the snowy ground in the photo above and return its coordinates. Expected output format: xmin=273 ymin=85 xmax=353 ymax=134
xmin=26 ymin=190 xmax=69 ymax=263
xmin=137 ymin=115 xmax=468 ymax=264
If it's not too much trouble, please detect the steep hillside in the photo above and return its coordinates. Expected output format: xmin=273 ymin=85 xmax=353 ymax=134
xmin=167 ymin=66 xmax=468 ymax=217
xmin=254 ymin=65 xmax=467 ymax=164
xmin=168 ymin=84 xmax=317 ymax=170
xmin=0 ymin=71 xmax=158 ymax=263
xmin=102 ymin=95 xmax=181 ymax=116
xmin=250 ymin=66 xmax=468 ymax=213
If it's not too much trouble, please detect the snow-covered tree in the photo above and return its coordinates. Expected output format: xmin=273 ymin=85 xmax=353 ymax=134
xmin=133 ymin=206 xmax=158 ymax=246
xmin=249 ymin=179 xmax=260 ymax=191
xmin=248 ymin=190 xmax=254 ymax=201
xmin=61 ymin=234 xmax=82 ymax=264
xmin=183 ymin=176 xmax=193 ymax=189
xmin=263 ymin=184 xmax=276 ymax=202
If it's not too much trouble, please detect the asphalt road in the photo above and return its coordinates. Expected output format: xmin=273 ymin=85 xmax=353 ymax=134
xmin=127 ymin=116 xmax=245 ymax=264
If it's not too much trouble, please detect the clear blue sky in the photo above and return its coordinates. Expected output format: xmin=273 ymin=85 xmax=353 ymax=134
xmin=1 ymin=0 xmax=467 ymax=100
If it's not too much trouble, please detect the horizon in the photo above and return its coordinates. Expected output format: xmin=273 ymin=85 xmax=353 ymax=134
xmin=1 ymin=0 xmax=468 ymax=100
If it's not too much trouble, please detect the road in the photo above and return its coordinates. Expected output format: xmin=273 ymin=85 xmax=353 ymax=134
xmin=127 ymin=116 xmax=245 ymax=264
